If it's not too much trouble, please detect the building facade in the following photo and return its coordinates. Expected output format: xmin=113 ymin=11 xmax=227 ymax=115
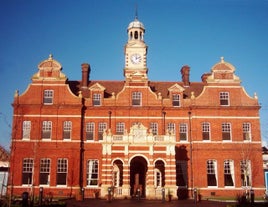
xmin=9 ymin=17 xmax=264 ymax=200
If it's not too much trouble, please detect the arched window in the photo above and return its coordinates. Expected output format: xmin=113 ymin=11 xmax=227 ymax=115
xmin=154 ymin=160 xmax=165 ymax=187
xmin=134 ymin=31 xmax=138 ymax=39
xmin=113 ymin=160 xmax=123 ymax=187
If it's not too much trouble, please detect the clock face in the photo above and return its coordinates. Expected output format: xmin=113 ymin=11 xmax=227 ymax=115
xmin=131 ymin=54 xmax=142 ymax=64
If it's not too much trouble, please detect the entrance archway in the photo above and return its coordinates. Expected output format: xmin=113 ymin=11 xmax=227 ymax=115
xmin=130 ymin=156 xmax=148 ymax=198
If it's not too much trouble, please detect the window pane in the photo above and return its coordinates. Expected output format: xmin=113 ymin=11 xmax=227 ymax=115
xmin=98 ymin=123 xmax=107 ymax=140
xmin=22 ymin=158 xmax=33 ymax=185
xmin=243 ymin=123 xmax=251 ymax=141
xmin=42 ymin=121 xmax=52 ymax=139
xmin=220 ymin=92 xmax=229 ymax=106
xmin=116 ymin=122 xmax=125 ymax=135
xmin=155 ymin=160 xmax=165 ymax=187
xmin=63 ymin=121 xmax=72 ymax=139
xmin=150 ymin=123 xmax=158 ymax=135
xmin=44 ymin=90 xmax=53 ymax=104
xmin=167 ymin=123 xmax=175 ymax=134
xmin=87 ymin=160 xmax=99 ymax=186
xmin=202 ymin=122 xmax=210 ymax=140
xmin=222 ymin=123 xmax=231 ymax=140
xmin=57 ymin=159 xmax=67 ymax=185
xmin=132 ymin=92 xmax=141 ymax=106
xmin=224 ymin=160 xmax=234 ymax=186
xmin=22 ymin=121 xmax=31 ymax=139
xmin=93 ymin=94 xmax=101 ymax=106
xmin=172 ymin=94 xmax=180 ymax=107
xmin=40 ymin=159 xmax=50 ymax=185
xmin=86 ymin=123 xmax=94 ymax=140
xmin=207 ymin=160 xmax=217 ymax=186
xmin=179 ymin=123 xmax=187 ymax=141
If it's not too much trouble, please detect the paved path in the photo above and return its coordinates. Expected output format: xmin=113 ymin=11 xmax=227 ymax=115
xmin=66 ymin=198 xmax=232 ymax=207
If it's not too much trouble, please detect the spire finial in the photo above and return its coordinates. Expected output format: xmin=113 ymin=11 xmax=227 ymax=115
xmin=135 ymin=4 xmax=138 ymax=20
xmin=220 ymin=56 xmax=224 ymax=63
xmin=49 ymin=54 xmax=53 ymax=60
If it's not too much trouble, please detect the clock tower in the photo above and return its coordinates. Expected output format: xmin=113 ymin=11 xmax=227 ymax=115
xmin=124 ymin=16 xmax=148 ymax=83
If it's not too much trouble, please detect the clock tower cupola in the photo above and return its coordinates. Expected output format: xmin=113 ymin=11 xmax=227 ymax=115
xmin=124 ymin=15 xmax=148 ymax=83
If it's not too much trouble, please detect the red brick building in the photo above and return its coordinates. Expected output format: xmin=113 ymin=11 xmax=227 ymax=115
xmin=9 ymin=17 xmax=264 ymax=200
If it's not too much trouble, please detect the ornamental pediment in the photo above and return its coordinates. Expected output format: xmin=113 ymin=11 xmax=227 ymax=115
xmin=38 ymin=54 xmax=62 ymax=71
xmin=89 ymin=83 xmax=106 ymax=91
xmin=168 ymin=83 xmax=185 ymax=93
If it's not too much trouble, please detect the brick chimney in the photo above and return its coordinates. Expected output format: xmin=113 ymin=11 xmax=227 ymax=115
xmin=180 ymin=65 xmax=190 ymax=86
xmin=81 ymin=63 xmax=90 ymax=89
xmin=201 ymin=73 xmax=211 ymax=83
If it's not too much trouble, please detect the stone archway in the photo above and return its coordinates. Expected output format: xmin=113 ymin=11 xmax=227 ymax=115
xmin=130 ymin=156 xmax=148 ymax=198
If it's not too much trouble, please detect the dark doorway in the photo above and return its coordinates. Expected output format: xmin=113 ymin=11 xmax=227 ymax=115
xmin=130 ymin=156 xmax=148 ymax=198
xmin=175 ymin=145 xmax=189 ymax=200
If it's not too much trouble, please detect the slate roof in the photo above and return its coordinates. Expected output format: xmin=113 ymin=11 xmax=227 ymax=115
xmin=68 ymin=80 xmax=204 ymax=99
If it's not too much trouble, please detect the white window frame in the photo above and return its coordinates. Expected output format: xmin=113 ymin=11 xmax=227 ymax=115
xmin=42 ymin=121 xmax=52 ymax=139
xmin=22 ymin=121 xmax=31 ymax=139
xmin=243 ymin=122 xmax=251 ymax=141
xmin=93 ymin=93 xmax=101 ymax=106
xmin=86 ymin=122 xmax=94 ymax=141
xmin=116 ymin=122 xmax=125 ymax=135
xmin=202 ymin=122 xmax=210 ymax=141
xmin=56 ymin=158 xmax=68 ymax=186
xmin=63 ymin=121 xmax=72 ymax=140
xmin=44 ymin=90 xmax=53 ymax=105
xmin=207 ymin=160 xmax=218 ymax=187
xmin=132 ymin=92 xmax=142 ymax=106
xmin=22 ymin=158 xmax=33 ymax=185
xmin=224 ymin=160 xmax=235 ymax=187
xmin=40 ymin=158 xmax=51 ymax=185
xmin=87 ymin=159 xmax=99 ymax=186
xmin=167 ymin=122 xmax=175 ymax=135
xmin=222 ymin=122 xmax=231 ymax=141
xmin=179 ymin=123 xmax=188 ymax=141
xmin=98 ymin=122 xmax=107 ymax=140
xmin=220 ymin=92 xmax=229 ymax=106
xmin=150 ymin=122 xmax=158 ymax=135
xmin=172 ymin=94 xmax=180 ymax=107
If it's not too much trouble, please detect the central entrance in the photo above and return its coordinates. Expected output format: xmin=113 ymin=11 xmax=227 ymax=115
xmin=130 ymin=156 xmax=148 ymax=198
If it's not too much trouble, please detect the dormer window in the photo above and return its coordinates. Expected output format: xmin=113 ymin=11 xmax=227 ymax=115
xmin=220 ymin=92 xmax=229 ymax=106
xmin=44 ymin=90 xmax=53 ymax=105
xmin=93 ymin=93 xmax=101 ymax=106
xmin=172 ymin=94 xmax=180 ymax=107
xmin=132 ymin=92 xmax=142 ymax=106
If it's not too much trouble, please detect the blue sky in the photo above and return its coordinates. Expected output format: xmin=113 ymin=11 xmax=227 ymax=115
xmin=0 ymin=0 xmax=268 ymax=150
